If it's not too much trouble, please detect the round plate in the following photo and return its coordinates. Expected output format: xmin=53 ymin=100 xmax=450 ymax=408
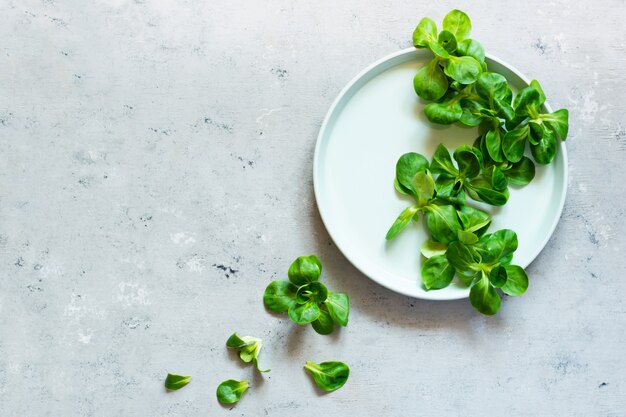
xmin=313 ymin=48 xmax=567 ymax=300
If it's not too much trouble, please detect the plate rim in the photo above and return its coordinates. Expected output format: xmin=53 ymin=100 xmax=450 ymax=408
xmin=313 ymin=47 xmax=568 ymax=300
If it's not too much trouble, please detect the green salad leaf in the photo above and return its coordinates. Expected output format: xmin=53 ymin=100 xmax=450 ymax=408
xmin=304 ymin=361 xmax=350 ymax=392
xmin=216 ymin=379 xmax=249 ymax=404
xmin=164 ymin=373 xmax=191 ymax=391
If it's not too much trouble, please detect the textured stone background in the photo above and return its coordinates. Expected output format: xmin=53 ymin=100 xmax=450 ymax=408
xmin=1 ymin=1 xmax=625 ymax=416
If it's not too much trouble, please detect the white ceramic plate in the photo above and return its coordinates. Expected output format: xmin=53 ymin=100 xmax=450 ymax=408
xmin=313 ymin=48 xmax=567 ymax=300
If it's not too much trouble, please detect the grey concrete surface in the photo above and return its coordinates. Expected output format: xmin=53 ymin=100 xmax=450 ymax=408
xmin=1 ymin=1 xmax=625 ymax=416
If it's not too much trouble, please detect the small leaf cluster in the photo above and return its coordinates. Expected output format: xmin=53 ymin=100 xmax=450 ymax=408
xmin=387 ymin=149 xmax=528 ymax=315
xmin=423 ymin=230 xmax=528 ymax=315
xmin=264 ymin=255 xmax=349 ymax=335
xmin=226 ymin=332 xmax=269 ymax=373
xmin=413 ymin=10 xmax=569 ymax=166
xmin=413 ymin=10 xmax=485 ymax=100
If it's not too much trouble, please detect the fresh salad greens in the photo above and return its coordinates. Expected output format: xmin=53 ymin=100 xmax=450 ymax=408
xmin=412 ymin=9 xmax=569 ymax=166
xmin=387 ymin=145 xmax=529 ymax=315
xmin=226 ymin=333 xmax=269 ymax=372
xmin=164 ymin=373 xmax=192 ymax=391
xmin=304 ymin=361 xmax=350 ymax=392
xmin=216 ymin=379 xmax=249 ymax=404
xmin=385 ymin=9 xmax=569 ymax=315
xmin=263 ymin=255 xmax=349 ymax=335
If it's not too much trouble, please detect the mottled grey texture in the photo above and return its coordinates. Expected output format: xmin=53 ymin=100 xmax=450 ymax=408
xmin=0 ymin=1 xmax=624 ymax=416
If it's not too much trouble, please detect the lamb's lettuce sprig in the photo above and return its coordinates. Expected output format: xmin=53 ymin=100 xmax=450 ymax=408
xmin=412 ymin=10 xmax=485 ymax=101
xmin=412 ymin=10 xmax=569 ymax=167
xmin=263 ymin=255 xmax=349 ymax=335
xmin=226 ymin=333 xmax=269 ymax=373
xmin=386 ymin=147 xmax=530 ymax=315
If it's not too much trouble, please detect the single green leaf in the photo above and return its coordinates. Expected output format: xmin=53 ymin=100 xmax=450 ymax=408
xmin=437 ymin=30 xmax=457 ymax=53
xmin=458 ymin=229 xmax=479 ymax=245
xmin=420 ymin=240 xmax=448 ymax=258
xmin=485 ymin=126 xmax=504 ymax=163
xmin=530 ymin=124 xmax=557 ymax=164
xmin=489 ymin=265 xmax=507 ymax=288
xmin=430 ymin=144 xmax=459 ymax=177
xmin=424 ymin=204 xmax=463 ymax=244
xmin=396 ymin=152 xmax=430 ymax=192
xmin=530 ymin=79 xmax=546 ymax=105
xmin=304 ymin=361 xmax=350 ymax=392
xmin=412 ymin=170 xmax=436 ymax=206
xmin=325 ymin=293 xmax=349 ymax=327
xmin=311 ymin=307 xmax=335 ymax=335
xmin=288 ymin=300 xmax=321 ymax=324
xmin=478 ymin=229 xmax=518 ymax=264
xmin=454 ymin=145 xmax=482 ymax=178
xmin=428 ymin=41 xmax=451 ymax=59
xmin=164 ymin=373 xmax=192 ymax=391
xmin=456 ymin=205 xmax=491 ymax=236
xmin=421 ymin=254 xmax=456 ymax=290
xmin=502 ymin=125 xmax=530 ymax=163
xmin=386 ymin=205 xmax=420 ymax=240
xmin=466 ymin=178 xmax=509 ymax=206
xmin=469 ymin=274 xmax=501 ymax=315
xmin=476 ymin=72 xmax=509 ymax=101
xmin=226 ymin=332 xmax=252 ymax=349
xmin=296 ymin=281 xmax=328 ymax=304
xmin=456 ymin=38 xmax=485 ymax=63
xmin=442 ymin=9 xmax=472 ymax=41
xmin=413 ymin=59 xmax=449 ymax=101
xmin=412 ymin=17 xmax=438 ymax=48
xmin=263 ymin=280 xmax=297 ymax=313
xmin=394 ymin=177 xmax=411 ymax=196
xmin=444 ymin=56 xmax=482 ymax=84
xmin=504 ymin=156 xmax=535 ymax=185
xmin=493 ymin=97 xmax=516 ymax=122
xmin=501 ymin=264 xmax=529 ymax=296
xmin=486 ymin=165 xmax=508 ymax=191
xmin=216 ymin=379 xmax=249 ymax=404
xmin=424 ymin=99 xmax=463 ymax=124
xmin=288 ymin=255 xmax=322 ymax=285
xmin=446 ymin=241 xmax=479 ymax=282
xmin=513 ymin=86 xmax=541 ymax=117
xmin=542 ymin=108 xmax=569 ymax=140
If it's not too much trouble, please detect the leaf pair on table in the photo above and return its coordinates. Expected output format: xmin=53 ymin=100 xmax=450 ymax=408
xmin=263 ymin=255 xmax=349 ymax=335
xmin=413 ymin=10 xmax=485 ymax=101
xmin=216 ymin=333 xmax=267 ymax=405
